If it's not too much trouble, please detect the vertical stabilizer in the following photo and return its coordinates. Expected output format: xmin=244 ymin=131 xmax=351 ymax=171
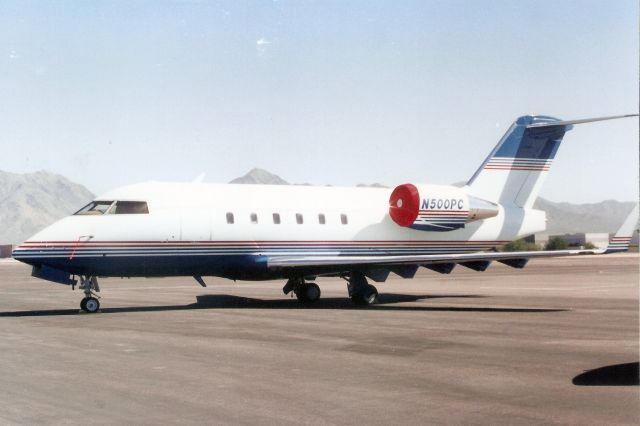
xmin=467 ymin=114 xmax=637 ymax=209
xmin=466 ymin=115 xmax=569 ymax=208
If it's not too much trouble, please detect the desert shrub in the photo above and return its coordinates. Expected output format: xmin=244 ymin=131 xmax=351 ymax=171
xmin=544 ymin=236 xmax=569 ymax=251
xmin=502 ymin=239 xmax=540 ymax=252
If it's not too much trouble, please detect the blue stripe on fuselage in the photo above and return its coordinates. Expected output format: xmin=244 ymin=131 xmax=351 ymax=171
xmin=16 ymin=254 xmax=271 ymax=280
xmin=13 ymin=246 xmax=499 ymax=279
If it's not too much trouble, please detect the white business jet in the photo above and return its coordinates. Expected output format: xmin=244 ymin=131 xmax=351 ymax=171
xmin=12 ymin=114 xmax=639 ymax=312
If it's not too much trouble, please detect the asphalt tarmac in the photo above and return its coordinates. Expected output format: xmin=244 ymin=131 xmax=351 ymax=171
xmin=0 ymin=254 xmax=638 ymax=425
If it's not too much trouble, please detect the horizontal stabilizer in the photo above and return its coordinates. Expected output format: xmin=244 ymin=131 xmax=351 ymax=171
xmin=526 ymin=114 xmax=638 ymax=128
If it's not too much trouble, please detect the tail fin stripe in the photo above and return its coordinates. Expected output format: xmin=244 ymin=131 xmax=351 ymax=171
xmin=484 ymin=166 xmax=550 ymax=171
xmin=484 ymin=158 xmax=553 ymax=171
xmin=487 ymin=158 xmax=553 ymax=164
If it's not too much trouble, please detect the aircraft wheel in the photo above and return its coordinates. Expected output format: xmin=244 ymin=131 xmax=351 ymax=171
xmin=81 ymin=297 xmax=100 ymax=313
xmin=351 ymin=284 xmax=378 ymax=306
xmin=295 ymin=283 xmax=321 ymax=303
xmin=304 ymin=283 xmax=321 ymax=303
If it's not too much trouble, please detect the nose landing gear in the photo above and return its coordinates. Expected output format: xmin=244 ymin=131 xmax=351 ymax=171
xmin=78 ymin=276 xmax=101 ymax=313
xmin=80 ymin=296 xmax=100 ymax=313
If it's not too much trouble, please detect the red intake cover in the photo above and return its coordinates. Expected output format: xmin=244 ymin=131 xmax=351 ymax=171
xmin=389 ymin=183 xmax=420 ymax=227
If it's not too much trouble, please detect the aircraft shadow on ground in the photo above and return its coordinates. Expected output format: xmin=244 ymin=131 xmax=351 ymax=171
xmin=0 ymin=293 xmax=567 ymax=317
xmin=572 ymin=362 xmax=639 ymax=386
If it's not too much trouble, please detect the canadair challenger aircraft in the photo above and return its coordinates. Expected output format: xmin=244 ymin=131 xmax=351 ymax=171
xmin=12 ymin=114 xmax=639 ymax=313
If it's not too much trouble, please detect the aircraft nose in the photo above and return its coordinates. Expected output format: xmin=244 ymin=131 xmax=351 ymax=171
xmin=11 ymin=240 xmax=43 ymax=265
xmin=11 ymin=215 xmax=85 ymax=265
xmin=12 ymin=229 xmax=64 ymax=266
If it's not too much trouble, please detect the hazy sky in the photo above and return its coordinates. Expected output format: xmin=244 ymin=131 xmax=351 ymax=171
xmin=1 ymin=0 xmax=638 ymax=202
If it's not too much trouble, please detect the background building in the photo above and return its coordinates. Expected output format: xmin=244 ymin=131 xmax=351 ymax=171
xmin=0 ymin=245 xmax=13 ymax=258
xmin=535 ymin=233 xmax=609 ymax=249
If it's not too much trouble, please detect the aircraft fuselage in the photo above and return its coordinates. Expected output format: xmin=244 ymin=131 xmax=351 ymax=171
xmin=12 ymin=182 xmax=544 ymax=280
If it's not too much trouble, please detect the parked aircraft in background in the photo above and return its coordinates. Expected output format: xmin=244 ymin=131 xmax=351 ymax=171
xmin=12 ymin=114 xmax=639 ymax=312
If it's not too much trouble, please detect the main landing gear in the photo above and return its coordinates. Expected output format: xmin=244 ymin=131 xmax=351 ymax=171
xmin=283 ymin=278 xmax=321 ymax=303
xmin=283 ymin=273 xmax=379 ymax=306
xmin=78 ymin=276 xmax=101 ymax=313
xmin=346 ymin=272 xmax=379 ymax=306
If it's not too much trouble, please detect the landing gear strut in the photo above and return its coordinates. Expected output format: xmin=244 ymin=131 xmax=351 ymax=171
xmin=347 ymin=272 xmax=378 ymax=306
xmin=79 ymin=276 xmax=100 ymax=313
xmin=283 ymin=278 xmax=321 ymax=303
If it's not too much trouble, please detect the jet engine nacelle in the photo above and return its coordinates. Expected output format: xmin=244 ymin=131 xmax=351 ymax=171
xmin=388 ymin=183 xmax=499 ymax=231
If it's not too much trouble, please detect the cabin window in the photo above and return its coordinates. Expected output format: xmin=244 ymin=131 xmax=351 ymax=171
xmin=74 ymin=201 xmax=115 ymax=215
xmin=273 ymin=213 xmax=281 ymax=224
xmin=318 ymin=214 xmax=326 ymax=225
xmin=250 ymin=213 xmax=258 ymax=224
xmin=341 ymin=214 xmax=348 ymax=225
xmin=226 ymin=212 xmax=234 ymax=224
xmin=296 ymin=213 xmax=303 ymax=224
xmin=112 ymin=201 xmax=149 ymax=214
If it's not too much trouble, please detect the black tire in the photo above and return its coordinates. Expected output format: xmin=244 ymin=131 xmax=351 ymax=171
xmin=350 ymin=294 xmax=367 ymax=305
xmin=351 ymin=285 xmax=378 ymax=306
xmin=304 ymin=283 xmax=321 ymax=303
xmin=294 ymin=285 xmax=307 ymax=302
xmin=363 ymin=285 xmax=379 ymax=305
xmin=83 ymin=297 xmax=100 ymax=313
xmin=80 ymin=297 xmax=88 ymax=312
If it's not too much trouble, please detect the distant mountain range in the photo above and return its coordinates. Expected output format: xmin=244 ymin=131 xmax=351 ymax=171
xmin=0 ymin=170 xmax=94 ymax=245
xmin=0 ymin=168 xmax=635 ymax=244
xmin=532 ymin=197 xmax=636 ymax=235
xmin=230 ymin=168 xmax=388 ymax=188
xmin=229 ymin=168 xmax=289 ymax=185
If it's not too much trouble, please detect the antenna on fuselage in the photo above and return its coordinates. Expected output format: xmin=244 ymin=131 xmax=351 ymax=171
xmin=192 ymin=172 xmax=206 ymax=183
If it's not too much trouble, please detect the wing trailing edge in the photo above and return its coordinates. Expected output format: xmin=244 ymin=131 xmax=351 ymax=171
xmin=266 ymin=247 xmax=604 ymax=269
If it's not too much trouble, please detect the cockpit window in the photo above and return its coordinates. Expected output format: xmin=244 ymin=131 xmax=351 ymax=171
xmin=74 ymin=200 xmax=149 ymax=215
xmin=112 ymin=201 xmax=149 ymax=214
xmin=74 ymin=201 xmax=115 ymax=215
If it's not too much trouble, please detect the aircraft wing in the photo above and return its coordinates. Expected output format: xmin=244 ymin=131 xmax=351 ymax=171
xmin=268 ymin=204 xmax=638 ymax=275
xmin=267 ymin=247 xmax=601 ymax=269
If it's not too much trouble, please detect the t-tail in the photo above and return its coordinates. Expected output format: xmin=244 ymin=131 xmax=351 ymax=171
xmin=466 ymin=114 xmax=637 ymax=209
